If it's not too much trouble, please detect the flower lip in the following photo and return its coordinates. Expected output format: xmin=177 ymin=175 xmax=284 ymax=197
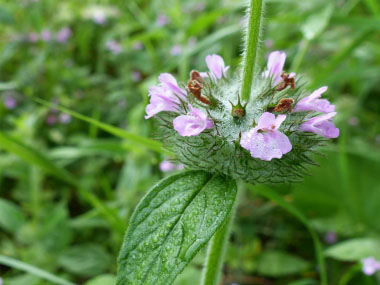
xmin=241 ymin=112 xmax=292 ymax=161
xmin=299 ymin=112 xmax=339 ymax=138
xmin=173 ymin=104 xmax=213 ymax=136
xmin=293 ymin=86 xmax=335 ymax=113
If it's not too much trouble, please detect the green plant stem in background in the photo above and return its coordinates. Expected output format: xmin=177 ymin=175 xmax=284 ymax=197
xmin=249 ymin=185 xmax=328 ymax=285
xmin=201 ymin=192 xmax=238 ymax=285
xmin=290 ymin=39 xmax=311 ymax=73
xmin=338 ymin=263 xmax=361 ymax=285
xmin=240 ymin=0 xmax=264 ymax=102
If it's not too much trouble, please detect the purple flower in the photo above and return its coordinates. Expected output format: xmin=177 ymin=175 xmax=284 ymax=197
xmin=56 ymin=27 xmax=72 ymax=43
xmin=348 ymin=116 xmax=359 ymax=126
xmin=173 ymin=104 xmax=213 ymax=136
xmin=294 ymin=86 xmax=335 ymax=113
xmin=106 ymin=40 xmax=122 ymax=54
xmin=93 ymin=9 xmax=107 ymax=25
xmin=300 ymin=112 xmax=339 ymax=138
xmin=170 ymin=45 xmax=182 ymax=56
xmin=362 ymin=257 xmax=380 ymax=275
xmin=240 ymin=112 xmax=292 ymax=161
xmin=46 ymin=114 xmax=58 ymax=125
xmin=159 ymin=160 xmax=185 ymax=172
xmin=324 ymin=231 xmax=337 ymax=244
xmin=3 ymin=96 xmax=17 ymax=109
xmin=263 ymin=51 xmax=286 ymax=85
xmin=41 ymin=29 xmax=51 ymax=41
xmin=201 ymin=54 xmax=230 ymax=82
xmin=187 ymin=37 xmax=197 ymax=48
xmin=131 ymin=71 xmax=142 ymax=82
xmin=156 ymin=14 xmax=169 ymax=27
xmin=59 ymin=113 xmax=72 ymax=124
xmin=28 ymin=32 xmax=39 ymax=43
xmin=265 ymin=39 xmax=274 ymax=49
xmin=145 ymin=86 xmax=181 ymax=119
xmin=193 ymin=3 xmax=206 ymax=12
xmin=158 ymin=73 xmax=187 ymax=100
xmin=133 ymin=41 xmax=144 ymax=50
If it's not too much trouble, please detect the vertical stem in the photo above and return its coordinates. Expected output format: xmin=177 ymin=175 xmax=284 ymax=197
xmin=240 ymin=0 xmax=264 ymax=102
xmin=290 ymin=39 xmax=311 ymax=73
xmin=201 ymin=193 xmax=238 ymax=285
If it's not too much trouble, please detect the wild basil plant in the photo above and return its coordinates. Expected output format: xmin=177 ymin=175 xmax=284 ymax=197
xmin=116 ymin=1 xmax=339 ymax=284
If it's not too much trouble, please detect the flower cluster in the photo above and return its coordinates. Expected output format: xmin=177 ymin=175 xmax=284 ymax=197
xmin=362 ymin=257 xmax=380 ymax=276
xmin=144 ymin=51 xmax=340 ymax=184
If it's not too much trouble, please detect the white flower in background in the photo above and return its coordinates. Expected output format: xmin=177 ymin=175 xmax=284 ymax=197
xmin=82 ymin=5 xmax=119 ymax=25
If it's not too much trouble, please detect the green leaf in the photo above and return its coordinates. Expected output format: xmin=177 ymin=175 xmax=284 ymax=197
xmin=117 ymin=170 xmax=237 ymax=285
xmin=301 ymin=4 xmax=333 ymax=40
xmin=0 ymin=198 xmax=26 ymax=233
xmin=0 ymin=255 xmax=76 ymax=285
xmin=325 ymin=238 xmax=380 ymax=261
xmin=84 ymin=274 xmax=116 ymax=285
xmin=58 ymin=244 xmax=112 ymax=277
xmin=256 ymin=250 xmax=310 ymax=277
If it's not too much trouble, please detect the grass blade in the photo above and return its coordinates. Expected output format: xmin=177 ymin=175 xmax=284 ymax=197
xmin=34 ymin=98 xmax=170 ymax=155
xmin=0 ymin=255 xmax=76 ymax=285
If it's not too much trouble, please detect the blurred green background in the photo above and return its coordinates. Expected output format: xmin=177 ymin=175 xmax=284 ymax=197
xmin=1 ymin=0 xmax=380 ymax=284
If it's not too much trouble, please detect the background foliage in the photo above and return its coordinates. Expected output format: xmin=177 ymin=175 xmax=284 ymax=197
xmin=1 ymin=0 xmax=380 ymax=284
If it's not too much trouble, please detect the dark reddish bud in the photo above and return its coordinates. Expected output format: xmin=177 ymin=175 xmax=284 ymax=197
xmin=187 ymin=70 xmax=210 ymax=105
xmin=273 ymin=98 xmax=294 ymax=113
xmin=275 ymin=72 xmax=295 ymax=91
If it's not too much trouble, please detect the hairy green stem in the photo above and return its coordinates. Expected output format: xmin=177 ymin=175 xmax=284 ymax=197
xmin=241 ymin=0 xmax=264 ymax=102
xmin=200 ymin=191 xmax=238 ymax=285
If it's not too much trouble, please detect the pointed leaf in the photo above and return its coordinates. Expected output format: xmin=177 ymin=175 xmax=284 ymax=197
xmin=117 ymin=171 xmax=237 ymax=285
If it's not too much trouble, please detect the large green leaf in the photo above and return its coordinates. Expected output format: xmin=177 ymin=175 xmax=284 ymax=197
xmin=256 ymin=250 xmax=310 ymax=277
xmin=325 ymin=238 xmax=380 ymax=261
xmin=58 ymin=244 xmax=112 ymax=277
xmin=117 ymin=171 xmax=237 ymax=285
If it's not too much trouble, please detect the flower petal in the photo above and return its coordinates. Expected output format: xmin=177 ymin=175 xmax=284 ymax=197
xmin=299 ymin=112 xmax=339 ymax=138
xmin=173 ymin=115 xmax=206 ymax=136
xmin=257 ymin=112 xmax=276 ymax=130
xmin=265 ymin=51 xmax=286 ymax=84
xmin=240 ymin=129 xmax=292 ymax=161
xmin=293 ymin=86 xmax=335 ymax=113
xmin=158 ymin=73 xmax=187 ymax=99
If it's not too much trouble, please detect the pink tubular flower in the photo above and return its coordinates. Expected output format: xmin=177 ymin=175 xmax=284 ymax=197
xmin=106 ymin=40 xmax=122 ymax=54
xmin=158 ymin=73 xmax=187 ymax=100
xmin=159 ymin=160 xmax=185 ymax=172
xmin=145 ymin=86 xmax=180 ymax=119
xmin=173 ymin=104 xmax=213 ymax=136
xmin=56 ymin=27 xmax=72 ymax=43
xmin=263 ymin=51 xmax=286 ymax=85
xmin=41 ymin=29 xmax=51 ymax=41
xmin=362 ymin=257 xmax=380 ymax=275
xmin=299 ymin=112 xmax=339 ymax=138
xmin=294 ymin=86 xmax=335 ymax=113
xmin=201 ymin=54 xmax=230 ymax=81
xmin=240 ymin=112 xmax=292 ymax=161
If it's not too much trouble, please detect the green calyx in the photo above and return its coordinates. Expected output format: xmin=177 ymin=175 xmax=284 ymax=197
xmin=230 ymin=96 xmax=248 ymax=119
